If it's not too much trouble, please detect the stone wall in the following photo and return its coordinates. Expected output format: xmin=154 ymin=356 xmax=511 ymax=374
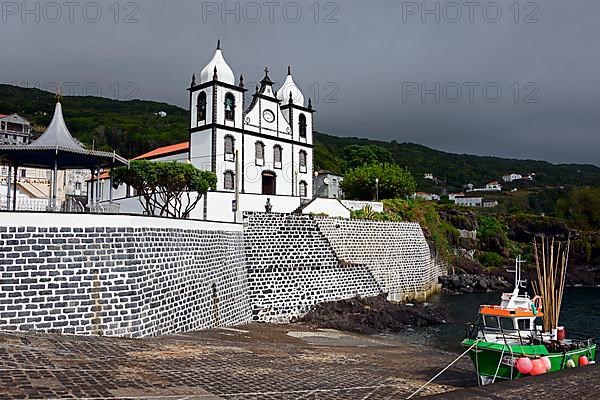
xmin=315 ymin=218 xmax=441 ymax=296
xmin=243 ymin=213 xmax=442 ymax=322
xmin=0 ymin=211 xmax=444 ymax=335
xmin=0 ymin=213 xmax=249 ymax=337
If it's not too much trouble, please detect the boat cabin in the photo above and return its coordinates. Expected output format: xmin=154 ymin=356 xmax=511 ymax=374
xmin=468 ymin=288 xmax=544 ymax=343
xmin=478 ymin=306 xmax=542 ymax=332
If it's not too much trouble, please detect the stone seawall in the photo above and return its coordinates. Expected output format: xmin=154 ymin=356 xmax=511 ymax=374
xmin=0 ymin=213 xmax=249 ymax=337
xmin=0 ymin=212 xmax=443 ymax=335
xmin=316 ymin=218 xmax=442 ymax=296
xmin=243 ymin=213 xmax=442 ymax=322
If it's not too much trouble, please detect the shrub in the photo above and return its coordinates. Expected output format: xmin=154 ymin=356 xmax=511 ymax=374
xmin=112 ymin=160 xmax=217 ymax=219
xmin=477 ymin=251 xmax=505 ymax=269
xmin=341 ymin=163 xmax=416 ymax=201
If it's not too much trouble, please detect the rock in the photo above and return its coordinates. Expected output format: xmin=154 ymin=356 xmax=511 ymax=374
xmin=439 ymin=273 xmax=511 ymax=294
xmin=298 ymin=294 xmax=450 ymax=335
xmin=477 ymin=279 xmax=489 ymax=290
xmin=459 ymin=237 xmax=477 ymax=251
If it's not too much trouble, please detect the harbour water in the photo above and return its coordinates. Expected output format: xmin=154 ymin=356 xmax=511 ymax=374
xmin=387 ymin=287 xmax=600 ymax=354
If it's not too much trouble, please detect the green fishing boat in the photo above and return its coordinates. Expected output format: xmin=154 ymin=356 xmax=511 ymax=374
xmin=461 ymin=253 xmax=596 ymax=385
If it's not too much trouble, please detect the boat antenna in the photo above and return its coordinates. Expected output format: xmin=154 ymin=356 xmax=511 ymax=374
xmin=506 ymin=255 xmax=527 ymax=290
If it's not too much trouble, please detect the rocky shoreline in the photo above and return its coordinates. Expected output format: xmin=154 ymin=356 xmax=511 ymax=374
xmin=439 ymin=273 xmax=512 ymax=294
xmin=297 ymin=294 xmax=449 ymax=335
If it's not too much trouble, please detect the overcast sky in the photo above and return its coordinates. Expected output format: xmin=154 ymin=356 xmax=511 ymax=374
xmin=1 ymin=0 xmax=598 ymax=164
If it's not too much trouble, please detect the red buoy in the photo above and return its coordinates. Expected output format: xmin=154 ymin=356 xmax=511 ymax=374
xmin=540 ymin=356 xmax=552 ymax=371
xmin=516 ymin=357 xmax=533 ymax=375
xmin=530 ymin=359 xmax=547 ymax=376
xmin=579 ymin=356 xmax=589 ymax=366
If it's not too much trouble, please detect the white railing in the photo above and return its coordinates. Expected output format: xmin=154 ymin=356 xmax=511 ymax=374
xmin=62 ymin=198 xmax=86 ymax=213
xmin=0 ymin=198 xmax=62 ymax=212
xmin=89 ymin=202 xmax=121 ymax=214
xmin=0 ymin=198 xmax=121 ymax=214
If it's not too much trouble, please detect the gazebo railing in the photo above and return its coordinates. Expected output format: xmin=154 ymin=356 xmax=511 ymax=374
xmin=0 ymin=198 xmax=122 ymax=214
xmin=0 ymin=198 xmax=63 ymax=212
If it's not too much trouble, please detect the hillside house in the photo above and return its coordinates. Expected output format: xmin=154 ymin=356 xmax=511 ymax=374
xmin=502 ymin=173 xmax=523 ymax=183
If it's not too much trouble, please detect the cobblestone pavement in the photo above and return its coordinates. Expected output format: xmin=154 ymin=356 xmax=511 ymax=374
xmin=0 ymin=324 xmax=476 ymax=399
xmin=426 ymin=363 xmax=600 ymax=399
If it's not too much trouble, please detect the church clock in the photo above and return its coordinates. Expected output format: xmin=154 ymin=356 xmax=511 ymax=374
xmin=263 ymin=109 xmax=275 ymax=123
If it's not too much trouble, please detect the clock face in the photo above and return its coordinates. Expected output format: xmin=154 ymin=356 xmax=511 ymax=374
xmin=263 ymin=110 xmax=275 ymax=123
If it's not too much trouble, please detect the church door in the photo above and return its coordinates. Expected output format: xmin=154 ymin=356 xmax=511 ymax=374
xmin=262 ymin=171 xmax=276 ymax=195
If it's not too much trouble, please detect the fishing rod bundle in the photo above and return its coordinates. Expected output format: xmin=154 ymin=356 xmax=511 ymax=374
xmin=532 ymin=236 xmax=570 ymax=333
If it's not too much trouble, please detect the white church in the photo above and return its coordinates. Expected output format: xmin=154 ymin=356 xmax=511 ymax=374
xmin=90 ymin=41 xmax=325 ymax=222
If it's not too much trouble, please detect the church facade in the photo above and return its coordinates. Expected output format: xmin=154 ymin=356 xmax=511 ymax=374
xmin=89 ymin=42 xmax=316 ymax=222
xmin=188 ymin=41 xmax=314 ymax=199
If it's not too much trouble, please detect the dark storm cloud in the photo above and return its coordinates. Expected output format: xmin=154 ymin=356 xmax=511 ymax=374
xmin=1 ymin=0 xmax=598 ymax=164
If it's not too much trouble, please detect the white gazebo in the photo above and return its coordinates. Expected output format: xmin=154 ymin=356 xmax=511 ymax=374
xmin=0 ymin=98 xmax=127 ymax=211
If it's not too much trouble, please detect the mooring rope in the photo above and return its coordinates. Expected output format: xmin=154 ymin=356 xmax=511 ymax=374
xmin=406 ymin=339 xmax=480 ymax=400
xmin=491 ymin=344 xmax=506 ymax=384
xmin=474 ymin=340 xmax=482 ymax=386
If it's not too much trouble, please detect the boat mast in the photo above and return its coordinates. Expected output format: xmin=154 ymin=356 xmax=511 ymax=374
xmin=507 ymin=255 xmax=527 ymax=291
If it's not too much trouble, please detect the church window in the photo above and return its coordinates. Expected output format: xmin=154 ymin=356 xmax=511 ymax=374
xmin=299 ymin=150 xmax=307 ymax=173
xmin=273 ymin=145 xmax=282 ymax=169
xmin=299 ymin=181 xmax=308 ymax=198
xmin=225 ymin=93 xmax=235 ymax=120
xmin=299 ymin=114 xmax=307 ymax=139
xmin=224 ymin=170 xmax=234 ymax=190
xmin=224 ymin=135 xmax=235 ymax=161
xmin=255 ymin=142 xmax=265 ymax=166
xmin=197 ymin=92 xmax=207 ymax=122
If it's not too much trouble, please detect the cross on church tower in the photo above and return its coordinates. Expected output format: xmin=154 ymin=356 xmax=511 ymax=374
xmin=260 ymin=66 xmax=274 ymax=86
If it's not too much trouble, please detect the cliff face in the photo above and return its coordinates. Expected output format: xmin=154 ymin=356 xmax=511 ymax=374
xmin=437 ymin=209 xmax=600 ymax=286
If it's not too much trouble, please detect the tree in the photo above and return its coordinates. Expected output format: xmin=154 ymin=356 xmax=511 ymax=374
xmin=112 ymin=160 xmax=217 ymax=219
xmin=557 ymin=187 xmax=600 ymax=230
xmin=342 ymin=145 xmax=394 ymax=171
xmin=341 ymin=163 xmax=416 ymax=200
xmin=477 ymin=215 xmax=508 ymax=252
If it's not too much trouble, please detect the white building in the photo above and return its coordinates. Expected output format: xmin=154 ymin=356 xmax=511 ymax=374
xmin=454 ymin=197 xmax=483 ymax=207
xmin=189 ymin=42 xmax=313 ymax=200
xmin=452 ymin=196 xmax=498 ymax=208
xmin=0 ymin=113 xmax=32 ymax=145
xmin=414 ymin=192 xmax=440 ymax=201
xmin=485 ymin=181 xmax=502 ymax=191
xmin=467 ymin=181 xmax=502 ymax=193
xmin=502 ymin=173 xmax=523 ymax=183
xmin=314 ymin=170 xmax=343 ymax=199
xmin=526 ymin=172 xmax=536 ymax=181
xmin=92 ymin=41 xmax=316 ymax=222
xmin=448 ymin=192 xmax=464 ymax=201
xmin=483 ymin=200 xmax=499 ymax=208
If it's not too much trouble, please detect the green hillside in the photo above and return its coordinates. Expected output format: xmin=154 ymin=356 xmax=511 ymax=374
xmin=2 ymin=84 xmax=600 ymax=190
xmin=0 ymin=84 xmax=188 ymax=158
xmin=314 ymin=132 xmax=600 ymax=190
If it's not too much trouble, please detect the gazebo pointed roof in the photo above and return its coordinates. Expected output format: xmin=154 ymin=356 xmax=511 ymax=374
xmin=32 ymin=102 xmax=83 ymax=150
xmin=0 ymin=101 xmax=128 ymax=170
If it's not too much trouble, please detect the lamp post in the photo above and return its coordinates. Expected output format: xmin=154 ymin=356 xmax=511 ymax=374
xmin=375 ymin=178 xmax=379 ymax=201
xmin=314 ymin=170 xmax=319 ymax=198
